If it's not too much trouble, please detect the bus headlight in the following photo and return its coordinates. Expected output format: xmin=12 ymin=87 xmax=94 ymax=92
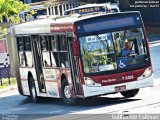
xmin=84 ymin=77 xmax=101 ymax=87
xmin=138 ymin=67 xmax=152 ymax=80
xmin=143 ymin=67 xmax=152 ymax=78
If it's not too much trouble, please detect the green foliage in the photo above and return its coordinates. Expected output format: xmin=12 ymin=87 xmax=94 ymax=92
xmin=0 ymin=27 xmax=7 ymax=38
xmin=0 ymin=0 xmax=30 ymax=24
xmin=0 ymin=0 xmax=34 ymax=37
xmin=0 ymin=78 xmax=17 ymax=89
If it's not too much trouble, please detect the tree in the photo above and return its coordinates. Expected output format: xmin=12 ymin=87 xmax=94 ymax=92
xmin=0 ymin=0 xmax=30 ymax=24
xmin=0 ymin=0 xmax=32 ymax=37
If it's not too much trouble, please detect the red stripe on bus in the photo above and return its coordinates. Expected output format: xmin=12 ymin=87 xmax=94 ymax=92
xmin=50 ymin=23 xmax=75 ymax=32
xmin=21 ymin=79 xmax=28 ymax=81
xmin=44 ymin=80 xmax=57 ymax=82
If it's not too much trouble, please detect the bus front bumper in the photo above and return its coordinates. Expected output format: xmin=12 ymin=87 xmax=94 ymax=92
xmin=82 ymin=74 xmax=154 ymax=98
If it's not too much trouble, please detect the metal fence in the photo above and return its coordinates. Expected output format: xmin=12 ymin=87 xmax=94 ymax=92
xmin=0 ymin=67 xmax=15 ymax=86
xmin=0 ymin=36 xmax=14 ymax=86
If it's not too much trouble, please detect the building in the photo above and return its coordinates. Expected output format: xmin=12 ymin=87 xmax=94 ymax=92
xmin=118 ymin=0 xmax=160 ymax=35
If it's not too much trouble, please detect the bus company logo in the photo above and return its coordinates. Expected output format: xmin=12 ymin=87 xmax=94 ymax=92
xmin=101 ymin=75 xmax=135 ymax=83
xmin=102 ymin=78 xmax=116 ymax=83
xmin=45 ymin=75 xmax=55 ymax=79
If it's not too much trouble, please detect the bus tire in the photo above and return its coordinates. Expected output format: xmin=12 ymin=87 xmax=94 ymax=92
xmin=120 ymin=89 xmax=139 ymax=98
xmin=29 ymin=76 xmax=38 ymax=103
xmin=61 ymin=80 xmax=77 ymax=106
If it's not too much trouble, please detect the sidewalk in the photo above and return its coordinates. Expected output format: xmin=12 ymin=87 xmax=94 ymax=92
xmin=0 ymin=84 xmax=17 ymax=94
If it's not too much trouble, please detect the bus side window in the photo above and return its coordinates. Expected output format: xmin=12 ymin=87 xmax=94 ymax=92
xmin=58 ymin=35 xmax=69 ymax=68
xmin=40 ymin=36 xmax=51 ymax=67
xmin=17 ymin=37 xmax=24 ymax=51
xmin=17 ymin=36 xmax=33 ymax=67
xmin=17 ymin=37 xmax=26 ymax=67
xmin=24 ymin=37 xmax=33 ymax=67
xmin=24 ymin=37 xmax=31 ymax=51
xmin=49 ymin=35 xmax=59 ymax=67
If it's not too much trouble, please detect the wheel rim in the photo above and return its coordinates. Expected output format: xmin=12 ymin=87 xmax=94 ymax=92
xmin=31 ymin=82 xmax=36 ymax=100
xmin=64 ymin=85 xmax=71 ymax=99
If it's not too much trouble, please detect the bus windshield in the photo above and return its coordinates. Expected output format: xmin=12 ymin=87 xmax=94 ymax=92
xmin=79 ymin=28 xmax=149 ymax=74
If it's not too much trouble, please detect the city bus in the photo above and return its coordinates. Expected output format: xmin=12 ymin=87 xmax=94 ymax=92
xmin=64 ymin=3 xmax=120 ymax=16
xmin=12 ymin=11 xmax=153 ymax=105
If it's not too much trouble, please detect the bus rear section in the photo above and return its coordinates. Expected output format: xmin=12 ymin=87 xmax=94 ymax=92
xmin=75 ymin=12 xmax=153 ymax=98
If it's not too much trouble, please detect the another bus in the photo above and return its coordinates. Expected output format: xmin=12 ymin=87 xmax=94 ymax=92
xmin=64 ymin=3 xmax=120 ymax=16
xmin=12 ymin=11 xmax=153 ymax=105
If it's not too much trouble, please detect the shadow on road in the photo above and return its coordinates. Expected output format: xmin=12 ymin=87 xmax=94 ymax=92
xmin=0 ymin=90 xmax=143 ymax=120
xmin=18 ymin=95 xmax=141 ymax=107
xmin=78 ymin=96 xmax=141 ymax=107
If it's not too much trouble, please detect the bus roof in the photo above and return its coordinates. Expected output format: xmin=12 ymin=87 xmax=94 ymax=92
xmin=14 ymin=11 xmax=140 ymax=35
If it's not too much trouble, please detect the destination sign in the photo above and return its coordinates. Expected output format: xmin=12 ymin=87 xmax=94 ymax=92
xmin=83 ymin=17 xmax=135 ymax=33
xmin=76 ymin=13 xmax=142 ymax=35
xmin=65 ymin=6 xmax=106 ymax=15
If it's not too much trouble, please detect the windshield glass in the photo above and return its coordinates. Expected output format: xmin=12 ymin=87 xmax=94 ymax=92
xmin=79 ymin=28 xmax=149 ymax=74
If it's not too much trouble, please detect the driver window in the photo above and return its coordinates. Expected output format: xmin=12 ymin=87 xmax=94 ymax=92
xmin=112 ymin=28 xmax=147 ymax=69
xmin=120 ymin=39 xmax=136 ymax=57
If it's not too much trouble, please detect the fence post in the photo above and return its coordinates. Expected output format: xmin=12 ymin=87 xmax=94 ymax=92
xmin=7 ymin=67 xmax=10 ymax=85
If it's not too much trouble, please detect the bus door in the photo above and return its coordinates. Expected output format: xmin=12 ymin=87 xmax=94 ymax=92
xmin=32 ymin=35 xmax=46 ymax=93
xmin=67 ymin=36 xmax=83 ymax=96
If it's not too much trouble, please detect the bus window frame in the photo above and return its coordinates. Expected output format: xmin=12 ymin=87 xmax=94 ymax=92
xmin=57 ymin=34 xmax=69 ymax=69
xmin=16 ymin=35 xmax=34 ymax=68
xmin=40 ymin=35 xmax=52 ymax=68
xmin=48 ymin=34 xmax=59 ymax=68
xmin=39 ymin=33 xmax=70 ymax=70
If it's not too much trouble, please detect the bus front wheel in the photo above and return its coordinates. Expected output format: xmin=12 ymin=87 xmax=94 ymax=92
xmin=61 ymin=80 xmax=77 ymax=105
xmin=29 ymin=76 xmax=38 ymax=103
xmin=120 ymin=89 xmax=139 ymax=98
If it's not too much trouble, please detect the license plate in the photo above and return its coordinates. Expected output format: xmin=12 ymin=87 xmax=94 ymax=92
xmin=115 ymin=85 xmax=126 ymax=91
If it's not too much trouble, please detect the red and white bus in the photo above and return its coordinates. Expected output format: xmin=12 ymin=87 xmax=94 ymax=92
xmin=64 ymin=3 xmax=120 ymax=16
xmin=12 ymin=11 xmax=153 ymax=105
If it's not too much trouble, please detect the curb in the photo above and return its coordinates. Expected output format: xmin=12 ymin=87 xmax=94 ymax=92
xmin=0 ymin=85 xmax=17 ymax=94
